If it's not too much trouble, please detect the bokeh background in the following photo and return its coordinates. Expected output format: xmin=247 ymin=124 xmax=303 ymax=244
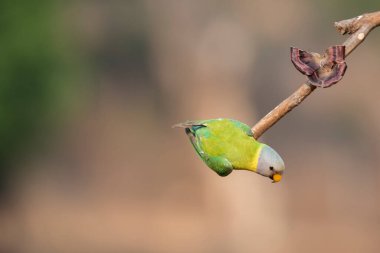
xmin=1 ymin=1 xmax=380 ymax=253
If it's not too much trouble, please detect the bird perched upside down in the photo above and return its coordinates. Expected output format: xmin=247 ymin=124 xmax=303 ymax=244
xmin=174 ymin=118 xmax=285 ymax=183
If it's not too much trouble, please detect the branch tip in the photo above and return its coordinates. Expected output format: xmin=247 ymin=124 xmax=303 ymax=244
xmin=252 ymin=11 xmax=380 ymax=139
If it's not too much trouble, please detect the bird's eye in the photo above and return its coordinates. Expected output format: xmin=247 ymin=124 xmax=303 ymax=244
xmin=269 ymin=166 xmax=274 ymax=171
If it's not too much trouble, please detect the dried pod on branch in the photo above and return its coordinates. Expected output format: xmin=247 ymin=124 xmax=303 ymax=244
xmin=290 ymin=46 xmax=347 ymax=88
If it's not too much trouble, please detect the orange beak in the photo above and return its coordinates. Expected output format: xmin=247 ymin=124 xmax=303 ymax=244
xmin=271 ymin=173 xmax=282 ymax=183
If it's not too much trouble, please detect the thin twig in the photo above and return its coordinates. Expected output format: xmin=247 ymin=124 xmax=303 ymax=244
xmin=251 ymin=11 xmax=380 ymax=140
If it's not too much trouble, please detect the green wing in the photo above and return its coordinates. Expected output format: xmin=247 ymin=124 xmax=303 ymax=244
xmin=183 ymin=123 xmax=233 ymax=176
xmin=202 ymin=156 xmax=233 ymax=177
xmin=175 ymin=120 xmax=233 ymax=176
xmin=175 ymin=118 xmax=257 ymax=176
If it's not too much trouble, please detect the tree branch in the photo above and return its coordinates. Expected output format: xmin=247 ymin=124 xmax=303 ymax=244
xmin=251 ymin=11 xmax=380 ymax=140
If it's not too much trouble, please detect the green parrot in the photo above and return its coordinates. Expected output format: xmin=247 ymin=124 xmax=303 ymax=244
xmin=174 ymin=118 xmax=285 ymax=182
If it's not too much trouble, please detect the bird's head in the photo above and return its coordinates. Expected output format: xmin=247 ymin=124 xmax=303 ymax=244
xmin=256 ymin=144 xmax=285 ymax=183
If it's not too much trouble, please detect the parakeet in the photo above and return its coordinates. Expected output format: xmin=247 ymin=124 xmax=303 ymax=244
xmin=174 ymin=118 xmax=285 ymax=182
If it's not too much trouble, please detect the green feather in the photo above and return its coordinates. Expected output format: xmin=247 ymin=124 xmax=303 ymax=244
xmin=176 ymin=118 xmax=263 ymax=176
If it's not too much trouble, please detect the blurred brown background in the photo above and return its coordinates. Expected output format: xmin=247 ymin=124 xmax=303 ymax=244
xmin=1 ymin=1 xmax=380 ymax=253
